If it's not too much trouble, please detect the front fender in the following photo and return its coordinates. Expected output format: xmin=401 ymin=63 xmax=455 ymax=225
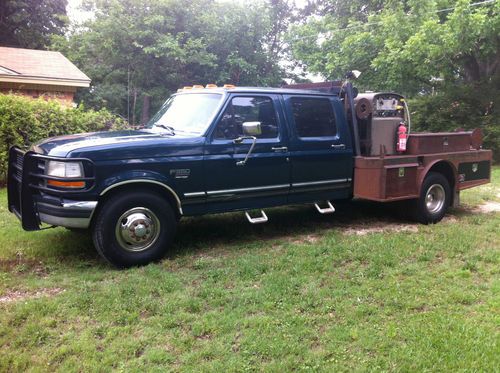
xmin=97 ymin=170 xmax=182 ymax=213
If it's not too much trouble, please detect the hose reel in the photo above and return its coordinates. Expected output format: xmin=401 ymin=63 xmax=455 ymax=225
xmin=355 ymin=97 xmax=372 ymax=119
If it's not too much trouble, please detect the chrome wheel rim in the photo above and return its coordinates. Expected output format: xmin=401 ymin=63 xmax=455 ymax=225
xmin=115 ymin=207 xmax=160 ymax=252
xmin=425 ymin=184 xmax=445 ymax=214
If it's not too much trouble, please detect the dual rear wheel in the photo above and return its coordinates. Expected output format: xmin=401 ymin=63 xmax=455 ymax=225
xmin=412 ymin=172 xmax=451 ymax=224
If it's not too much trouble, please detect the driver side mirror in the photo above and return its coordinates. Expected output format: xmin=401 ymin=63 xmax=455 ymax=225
xmin=233 ymin=122 xmax=261 ymax=167
xmin=242 ymin=121 xmax=262 ymax=136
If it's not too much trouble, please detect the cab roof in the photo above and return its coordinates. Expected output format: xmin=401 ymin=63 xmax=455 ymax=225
xmin=176 ymin=86 xmax=339 ymax=97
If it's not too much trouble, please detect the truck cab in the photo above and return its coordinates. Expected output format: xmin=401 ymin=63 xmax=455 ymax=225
xmin=7 ymin=84 xmax=492 ymax=267
xmin=199 ymin=88 xmax=353 ymax=215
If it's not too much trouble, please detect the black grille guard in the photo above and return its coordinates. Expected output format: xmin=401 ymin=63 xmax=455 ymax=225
xmin=7 ymin=146 xmax=95 ymax=231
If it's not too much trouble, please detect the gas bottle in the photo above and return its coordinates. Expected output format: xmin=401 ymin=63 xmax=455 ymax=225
xmin=397 ymin=122 xmax=407 ymax=152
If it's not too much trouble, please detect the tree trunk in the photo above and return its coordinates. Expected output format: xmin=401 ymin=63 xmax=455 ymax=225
xmin=462 ymin=49 xmax=500 ymax=83
xmin=132 ymin=88 xmax=137 ymax=126
xmin=141 ymin=94 xmax=151 ymax=125
xmin=462 ymin=54 xmax=481 ymax=82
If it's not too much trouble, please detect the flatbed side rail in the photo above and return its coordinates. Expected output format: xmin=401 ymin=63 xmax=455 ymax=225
xmin=353 ymin=149 xmax=492 ymax=202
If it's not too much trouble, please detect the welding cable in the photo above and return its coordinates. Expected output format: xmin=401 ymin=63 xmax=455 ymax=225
xmin=403 ymin=99 xmax=411 ymax=136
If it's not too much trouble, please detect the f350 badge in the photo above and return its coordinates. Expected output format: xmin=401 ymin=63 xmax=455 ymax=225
xmin=170 ymin=169 xmax=191 ymax=179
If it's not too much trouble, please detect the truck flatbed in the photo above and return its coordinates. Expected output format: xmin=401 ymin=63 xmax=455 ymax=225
xmin=355 ymin=150 xmax=491 ymax=203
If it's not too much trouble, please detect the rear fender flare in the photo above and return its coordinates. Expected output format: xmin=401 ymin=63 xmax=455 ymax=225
xmin=418 ymin=160 xmax=458 ymax=197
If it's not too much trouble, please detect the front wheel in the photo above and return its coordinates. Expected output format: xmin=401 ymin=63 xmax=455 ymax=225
xmin=92 ymin=190 xmax=177 ymax=268
xmin=412 ymin=172 xmax=451 ymax=224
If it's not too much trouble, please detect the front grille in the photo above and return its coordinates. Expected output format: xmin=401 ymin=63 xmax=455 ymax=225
xmin=15 ymin=152 xmax=23 ymax=181
xmin=36 ymin=160 xmax=46 ymax=188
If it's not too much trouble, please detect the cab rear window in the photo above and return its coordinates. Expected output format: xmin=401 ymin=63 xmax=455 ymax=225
xmin=291 ymin=97 xmax=337 ymax=138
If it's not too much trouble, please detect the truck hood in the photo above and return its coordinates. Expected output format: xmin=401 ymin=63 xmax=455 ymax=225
xmin=31 ymin=129 xmax=205 ymax=159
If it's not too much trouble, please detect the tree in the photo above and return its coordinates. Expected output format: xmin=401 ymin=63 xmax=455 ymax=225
xmin=289 ymin=0 xmax=500 ymax=94
xmin=0 ymin=0 xmax=68 ymax=49
xmin=54 ymin=0 xmax=291 ymax=123
xmin=288 ymin=0 xmax=500 ymax=158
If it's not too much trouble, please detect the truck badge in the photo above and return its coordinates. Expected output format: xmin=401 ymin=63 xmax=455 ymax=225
xmin=170 ymin=169 xmax=191 ymax=179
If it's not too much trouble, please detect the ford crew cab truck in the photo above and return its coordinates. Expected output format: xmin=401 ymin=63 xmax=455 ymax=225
xmin=7 ymin=82 xmax=492 ymax=267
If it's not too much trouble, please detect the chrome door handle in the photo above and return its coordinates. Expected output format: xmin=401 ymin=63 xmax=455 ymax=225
xmin=331 ymin=144 xmax=346 ymax=150
xmin=271 ymin=146 xmax=288 ymax=152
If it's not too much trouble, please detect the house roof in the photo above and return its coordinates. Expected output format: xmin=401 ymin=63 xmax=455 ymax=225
xmin=0 ymin=47 xmax=91 ymax=87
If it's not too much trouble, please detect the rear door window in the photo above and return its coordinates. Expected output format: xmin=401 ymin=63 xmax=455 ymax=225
xmin=290 ymin=97 xmax=337 ymax=138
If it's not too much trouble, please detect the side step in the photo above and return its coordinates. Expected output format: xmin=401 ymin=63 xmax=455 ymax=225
xmin=245 ymin=210 xmax=268 ymax=224
xmin=314 ymin=201 xmax=335 ymax=214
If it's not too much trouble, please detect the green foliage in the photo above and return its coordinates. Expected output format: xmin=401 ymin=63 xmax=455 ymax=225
xmin=409 ymin=80 xmax=500 ymax=160
xmin=0 ymin=0 xmax=68 ymax=49
xmin=0 ymin=94 xmax=127 ymax=183
xmin=289 ymin=0 xmax=499 ymax=159
xmin=290 ymin=0 xmax=500 ymax=94
xmin=53 ymin=0 xmax=295 ymax=123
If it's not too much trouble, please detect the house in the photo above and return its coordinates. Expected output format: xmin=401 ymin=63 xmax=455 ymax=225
xmin=0 ymin=46 xmax=91 ymax=106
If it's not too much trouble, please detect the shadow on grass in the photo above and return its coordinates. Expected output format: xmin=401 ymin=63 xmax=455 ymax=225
xmin=26 ymin=199 xmax=477 ymax=267
xmin=170 ymin=199 xmax=416 ymax=256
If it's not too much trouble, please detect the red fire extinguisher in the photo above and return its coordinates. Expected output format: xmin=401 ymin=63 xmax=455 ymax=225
xmin=397 ymin=122 xmax=408 ymax=152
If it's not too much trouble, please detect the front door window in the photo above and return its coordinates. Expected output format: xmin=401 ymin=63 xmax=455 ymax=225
xmin=214 ymin=96 xmax=279 ymax=140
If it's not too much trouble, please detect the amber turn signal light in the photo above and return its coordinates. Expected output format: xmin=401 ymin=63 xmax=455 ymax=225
xmin=47 ymin=180 xmax=85 ymax=188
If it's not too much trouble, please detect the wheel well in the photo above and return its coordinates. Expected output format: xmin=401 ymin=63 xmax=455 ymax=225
xmin=94 ymin=183 xmax=182 ymax=223
xmin=427 ymin=161 xmax=456 ymax=204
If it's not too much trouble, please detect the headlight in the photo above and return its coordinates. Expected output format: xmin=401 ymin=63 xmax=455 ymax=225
xmin=46 ymin=161 xmax=83 ymax=178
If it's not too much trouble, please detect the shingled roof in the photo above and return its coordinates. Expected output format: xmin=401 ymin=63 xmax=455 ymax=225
xmin=0 ymin=46 xmax=91 ymax=87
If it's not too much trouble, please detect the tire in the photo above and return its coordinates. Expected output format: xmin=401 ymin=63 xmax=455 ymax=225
xmin=412 ymin=172 xmax=451 ymax=224
xmin=92 ymin=190 xmax=177 ymax=268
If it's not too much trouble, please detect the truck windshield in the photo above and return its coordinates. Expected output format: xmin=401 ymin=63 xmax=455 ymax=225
xmin=147 ymin=93 xmax=223 ymax=135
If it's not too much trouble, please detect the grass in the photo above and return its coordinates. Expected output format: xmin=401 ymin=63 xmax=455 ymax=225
xmin=0 ymin=168 xmax=499 ymax=372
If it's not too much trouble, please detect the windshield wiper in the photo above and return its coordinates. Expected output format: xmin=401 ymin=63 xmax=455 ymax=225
xmin=154 ymin=124 xmax=176 ymax=135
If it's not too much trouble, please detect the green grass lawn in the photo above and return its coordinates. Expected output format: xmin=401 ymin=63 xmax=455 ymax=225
xmin=0 ymin=169 xmax=499 ymax=372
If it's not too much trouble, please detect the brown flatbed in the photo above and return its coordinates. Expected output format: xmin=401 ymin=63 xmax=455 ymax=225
xmin=353 ymin=131 xmax=492 ymax=204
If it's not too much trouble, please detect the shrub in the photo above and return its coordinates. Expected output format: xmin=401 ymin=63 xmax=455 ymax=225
xmin=0 ymin=94 xmax=128 ymax=184
xmin=408 ymin=83 xmax=499 ymax=162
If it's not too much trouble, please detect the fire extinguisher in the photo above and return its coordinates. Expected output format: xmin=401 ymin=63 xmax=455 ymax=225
xmin=397 ymin=122 xmax=408 ymax=152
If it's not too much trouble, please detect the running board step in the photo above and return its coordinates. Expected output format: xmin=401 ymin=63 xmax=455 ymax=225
xmin=314 ymin=201 xmax=335 ymax=214
xmin=245 ymin=210 xmax=268 ymax=224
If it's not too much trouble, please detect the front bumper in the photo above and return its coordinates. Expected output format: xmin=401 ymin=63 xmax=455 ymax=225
xmin=36 ymin=198 xmax=98 ymax=229
xmin=7 ymin=146 xmax=96 ymax=230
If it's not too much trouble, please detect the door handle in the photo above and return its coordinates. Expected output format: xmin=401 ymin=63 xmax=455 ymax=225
xmin=331 ymin=144 xmax=346 ymax=150
xmin=271 ymin=146 xmax=288 ymax=152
